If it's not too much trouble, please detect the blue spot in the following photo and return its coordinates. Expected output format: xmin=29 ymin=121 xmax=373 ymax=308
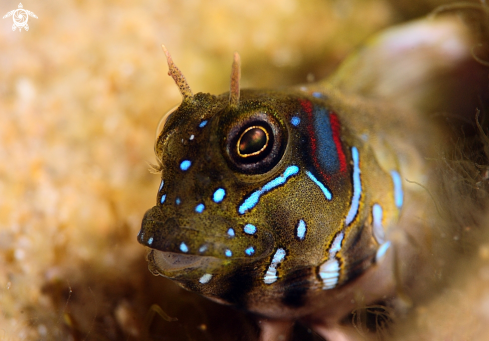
xmin=195 ymin=203 xmax=205 ymax=213
xmin=199 ymin=245 xmax=207 ymax=253
xmin=180 ymin=160 xmax=192 ymax=171
xmin=239 ymin=165 xmax=300 ymax=214
xmin=176 ymin=197 xmax=181 ymax=205
xmin=305 ymin=171 xmax=332 ymax=200
xmin=345 ymin=147 xmax=361 ymax=225
xmin=376 ymin=241 xmax=391 ymax=261
xmin=199 ymin=120 xmax=208 ymax=128
xmin=148 ymin=237 xmax=154 ymax=245
xmin=391 ymin=170 xmax=403 ymax=209
xmin=160 ymin=194 xmax=166 ymax=204
xmin=213 ymin=188 xmax=226 ymax=203
xmin=245 ymin=246 xmax=255 ymax=256
xmin=312 ymin=92 xmax=324 ymax=98
xmin=227 ymin=228 xmax=235 ymax=237
xmin=291 ymin=116 xmax=300 ymax=126
xmin=158 ymin=180 xmax=164 ymax=191
xmin=296 ymin=220 xmax=306 ymax=240
xmin=243 ymin=224 xmax=257 ymax=235
xmin=180 ymin=242 xmax=189 ymax=253
xmin=225 ymin=249 xmax=232 ymax=257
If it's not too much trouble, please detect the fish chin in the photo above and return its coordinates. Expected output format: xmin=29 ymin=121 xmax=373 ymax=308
xmin=151 ymin=250 xmax=221 ymax=273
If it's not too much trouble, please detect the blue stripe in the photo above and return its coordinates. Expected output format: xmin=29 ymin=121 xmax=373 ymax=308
xmin=238 ymin=165 xmax=300 ymax=214
xmin=313 ymin=106 xmax=339 ymax=174
xmin=305 ymin=170 xmax=332 ymax=200
xmin=390 ymin=170 xmax=403 ymax=209
xmin=345 ymin=146 xmax=361 ymax=226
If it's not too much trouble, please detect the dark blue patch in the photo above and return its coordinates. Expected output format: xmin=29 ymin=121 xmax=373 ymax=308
xmin=313 ymin=106 xmax=339 ymax=174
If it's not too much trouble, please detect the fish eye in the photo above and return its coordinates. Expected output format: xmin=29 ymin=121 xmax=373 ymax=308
xmin=237 ymin=126 xmax=269 ymax=158
xmin=223 ymin=111 xmax=287 ymax=175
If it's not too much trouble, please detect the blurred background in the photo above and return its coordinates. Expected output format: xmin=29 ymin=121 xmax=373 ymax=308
xmin=0 ymin=0 xmax=488 ymax=340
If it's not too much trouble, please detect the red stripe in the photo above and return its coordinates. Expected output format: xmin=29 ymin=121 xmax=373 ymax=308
xmin=329 ymin=113 xmax=347 ymax=174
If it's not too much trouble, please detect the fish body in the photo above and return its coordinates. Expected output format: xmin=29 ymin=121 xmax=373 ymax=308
xmin=138 ymin=16 xmax=482 ymax=337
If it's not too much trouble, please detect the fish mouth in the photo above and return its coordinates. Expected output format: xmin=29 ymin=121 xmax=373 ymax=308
xmin=148 ymin=249 xmax=222 ymax=273
xmin=138 ymin=206 xmax=275 ymax=260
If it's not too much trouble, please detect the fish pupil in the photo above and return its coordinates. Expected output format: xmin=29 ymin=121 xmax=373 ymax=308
xmin=238 ymin=126 xmax=268 ymax=157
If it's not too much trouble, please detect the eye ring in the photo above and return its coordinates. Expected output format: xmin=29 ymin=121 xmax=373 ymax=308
xmin=237 ymin=126 xmax=270 ymax=158
xmin=221 ymin=110 xmax=288 ymax=175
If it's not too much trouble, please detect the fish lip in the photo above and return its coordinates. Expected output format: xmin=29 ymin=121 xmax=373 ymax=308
xmin=148 ymin=249 xmax=222 ymax=273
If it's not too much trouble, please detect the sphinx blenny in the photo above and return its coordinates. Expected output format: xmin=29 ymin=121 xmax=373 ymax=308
xmin=138 ymin=17 xmax=482 ymax=340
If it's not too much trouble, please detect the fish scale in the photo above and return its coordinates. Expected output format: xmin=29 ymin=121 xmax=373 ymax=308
xmin=137 ymin=16 xmax=484 ymax=340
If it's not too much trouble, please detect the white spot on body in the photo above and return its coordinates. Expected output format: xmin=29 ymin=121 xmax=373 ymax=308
xmin=296 ymin=220 xmax=306 ymax=240
xmin=372 ymin=204 xmax=385 ymax=244
xmin=376 ymin=241 xmax=391 ymax=261
xmin=329 ymin=232 xmax=344 ymax=256
xmin=319 ymin=232 xmax=344 ymax=290
xmin=319 ymin=259 xmax=341 ymax=290
xmin=264 ymin=248 xmax=286 ymax=284
xmin=189 ymin=134 xmax=195 ymax=140
xmin=199 ymin=273 xmax=213 ymax=284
